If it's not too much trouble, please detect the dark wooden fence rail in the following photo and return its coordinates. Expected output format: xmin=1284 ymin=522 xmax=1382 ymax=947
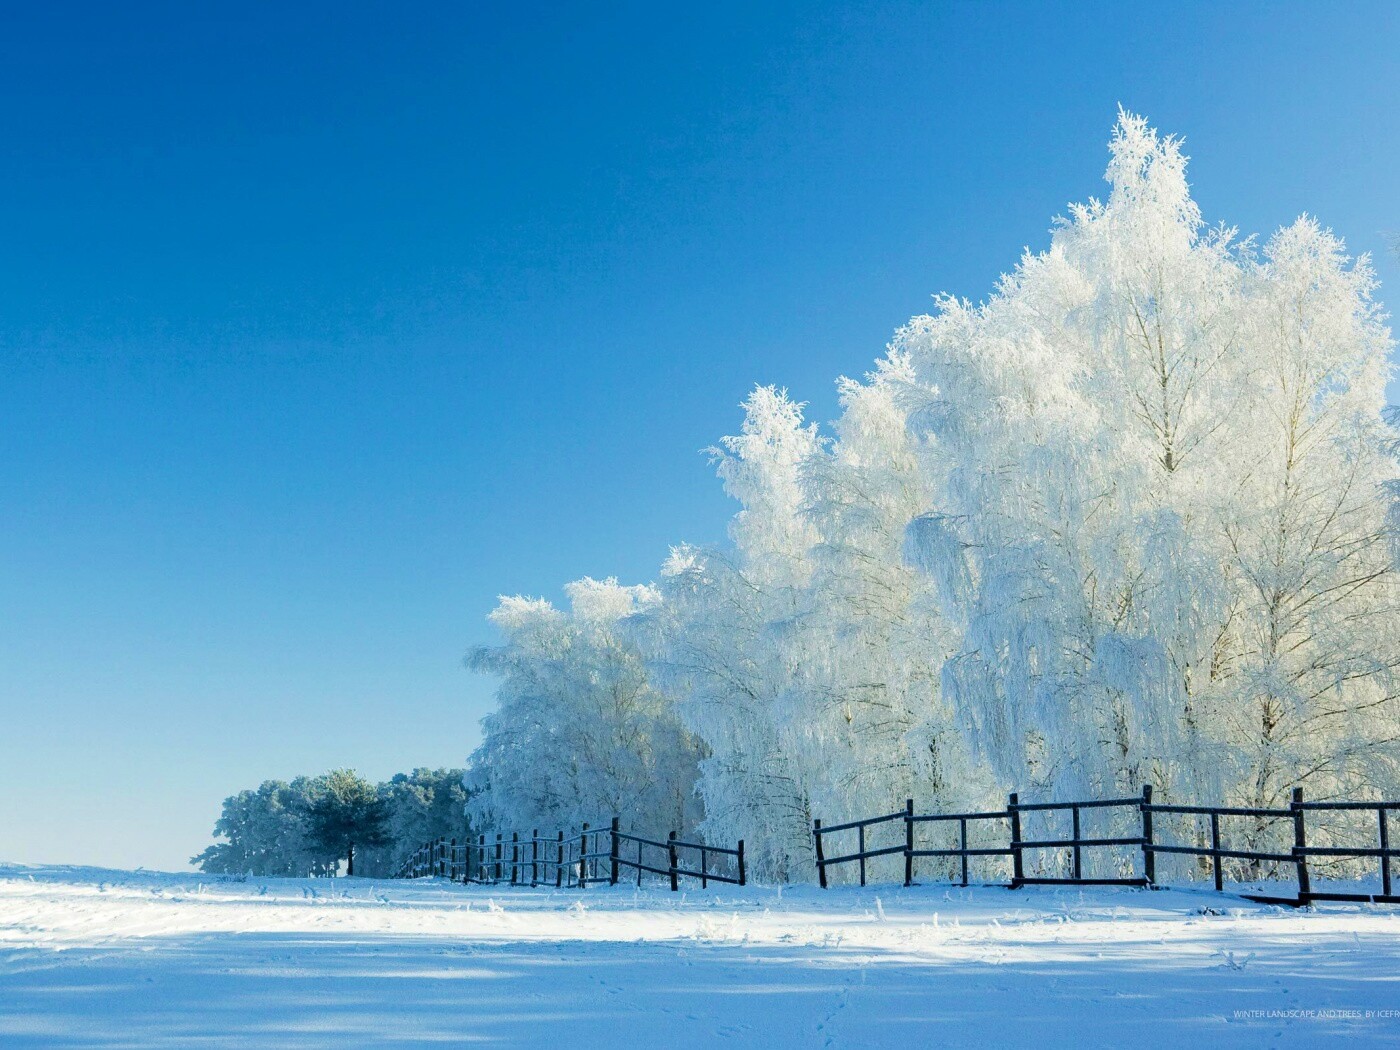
xmin=908 ymin=806 xmax=1014 ymax=888
xmin=1140 ymin=789 xmax=1298 ymax=904
xmin=811 ymin=807 xmax=907 ymax=888
xmin=616 ymin=827 xmax=746 ymax=890
xmin=1294 ymin=799 xmax=1397 ymax=904
xmin=814 ymin=785 xmax=1400 ymax=906
xmin=395 ymin=816 xmax=745 ymax=892
xmin=1010 ymin=793 xmax=1147 ymax=888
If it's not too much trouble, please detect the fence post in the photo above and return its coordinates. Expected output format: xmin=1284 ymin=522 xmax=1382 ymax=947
xmin=450 ymin=838 xmax=458 ymax=881
xmin=737 ymin=839 xmax=746 ymax=887
xmin=1008 ymin=793 xmax=1024 ymax=888
xmin=610 ymin=817 xmax=620 ymax=886
xmin=531 ymin=829 xmax=540 ymax=887
xmin=904 ymin=798 xmax=914 ymax=887
xmin=1141 ymin=785 xmax=1155 ymax=886
xmin=1292 ymin=787 xmax=1311 ymax=905
xmin=579 ymin=823 xmax=590 ymax=889
xmin=494 ymin=834 xmax=503 ymax=883
xmin=858 ymin=823 xmax=867 ymax=887
xmin=478 ymin=835 xmax=486 ymax=883
xmin=667 ymin=831 xmax=679 ymax=892
xmin=1071 ymin=806 xmax=1082 ymax=882
xmin=959 ymin=817 xmax=969 ymax=887
xmin=511 ymin=833 xmax=520 ymax=886
xmin=1210 ymin=811 xmax=1223 ymax=892
xmin=555 ymin=830 xmax=564 ymax=889
xmin=1380 ymin=807 xmax=1392 ymax=899
xmin=813 ymin=819 xmax=827 ymax=889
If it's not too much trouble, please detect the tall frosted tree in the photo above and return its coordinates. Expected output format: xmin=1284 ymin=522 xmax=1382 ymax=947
xmin=800 ymin=370 xmax=992 ymax=823
xmin=1208 ymin=219 xmax=1400 ymax=806
xmin=643 ymin=387 xmax=826 ymax=879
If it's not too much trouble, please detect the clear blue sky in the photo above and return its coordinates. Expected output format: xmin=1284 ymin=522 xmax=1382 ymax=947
xmin=1 ymin=2 xmax=1396 ymax=871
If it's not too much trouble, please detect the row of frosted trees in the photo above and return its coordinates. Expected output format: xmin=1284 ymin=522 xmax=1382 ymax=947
xmin=194 ymin=768 xmax=471 ymax=878
xmin=466 ymin=113 xmax=1400 ymax=882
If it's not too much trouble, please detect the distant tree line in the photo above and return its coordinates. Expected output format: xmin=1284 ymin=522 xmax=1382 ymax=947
xmin=193 ymin=767 xmax=472 ymax=877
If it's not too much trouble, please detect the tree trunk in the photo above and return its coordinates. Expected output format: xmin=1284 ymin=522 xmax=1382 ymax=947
xmin=347 ymin=842 xmax=355 ymax=877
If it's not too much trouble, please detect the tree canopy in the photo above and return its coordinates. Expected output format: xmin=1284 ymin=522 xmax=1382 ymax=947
xmin=194 ymin=767 xmax=471 ymax=877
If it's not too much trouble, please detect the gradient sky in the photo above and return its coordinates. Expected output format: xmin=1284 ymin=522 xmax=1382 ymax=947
xmin=2 ymin=2 xmax=1397 ymax=871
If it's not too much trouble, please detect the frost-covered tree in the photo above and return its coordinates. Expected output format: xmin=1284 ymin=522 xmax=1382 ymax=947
xmin=1207 ymin=219 xmax=1400 ymax=806
xmin=354 ymin=767 xmax=474 ymax=877
xmin=192 ymin=777 xmax=331 ymax=877
xmin=299 ymin=769 xmax=390 ymax=876
xmin=637 ymin=379 xmax=997 ymax=883
xmin=465 ymin=577 xmax=704 ymax=837
xmin=641 ymin=387 xmax=825 ymax=879
xmin=799 ymin=369 xmax=994 ymax=822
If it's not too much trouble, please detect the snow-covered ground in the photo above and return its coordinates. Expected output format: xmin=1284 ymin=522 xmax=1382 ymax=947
xmin=1 ymin=864 xmax=1398 ymax=1047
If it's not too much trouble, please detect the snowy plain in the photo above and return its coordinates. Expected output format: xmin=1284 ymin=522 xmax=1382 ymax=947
xmin=1 ymin=864 xmax=1398 ymax=1048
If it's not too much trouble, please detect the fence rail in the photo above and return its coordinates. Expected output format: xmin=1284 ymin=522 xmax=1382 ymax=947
xmin=395 ymin=817 xmax=745 ymax=892
xmin=391 ymin=787 xmax=1396 ymax=907
xmin=814 ymin=785 xmax=1400 ymax=906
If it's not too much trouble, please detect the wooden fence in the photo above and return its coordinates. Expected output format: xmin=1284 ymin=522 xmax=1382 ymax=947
xmin=396 ymin=817 xmax=745 ymax=892
xmin=814 ymin=786 xmax=1398 ymax=906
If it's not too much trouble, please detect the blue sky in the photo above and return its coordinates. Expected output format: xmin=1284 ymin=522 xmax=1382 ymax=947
xmin=1 ymin=2 xmax=1396 ymax=871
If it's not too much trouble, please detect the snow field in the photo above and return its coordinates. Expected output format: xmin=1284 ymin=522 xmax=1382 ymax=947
xmin=2 ymin=864 xmax=1399 ymax=1047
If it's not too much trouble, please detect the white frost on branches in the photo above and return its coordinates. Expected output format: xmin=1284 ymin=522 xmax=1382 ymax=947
xmin=465 ymin=112 xmax=1400 ymax=880
xmin=465 ymin=578 xmax=705 ymax=838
